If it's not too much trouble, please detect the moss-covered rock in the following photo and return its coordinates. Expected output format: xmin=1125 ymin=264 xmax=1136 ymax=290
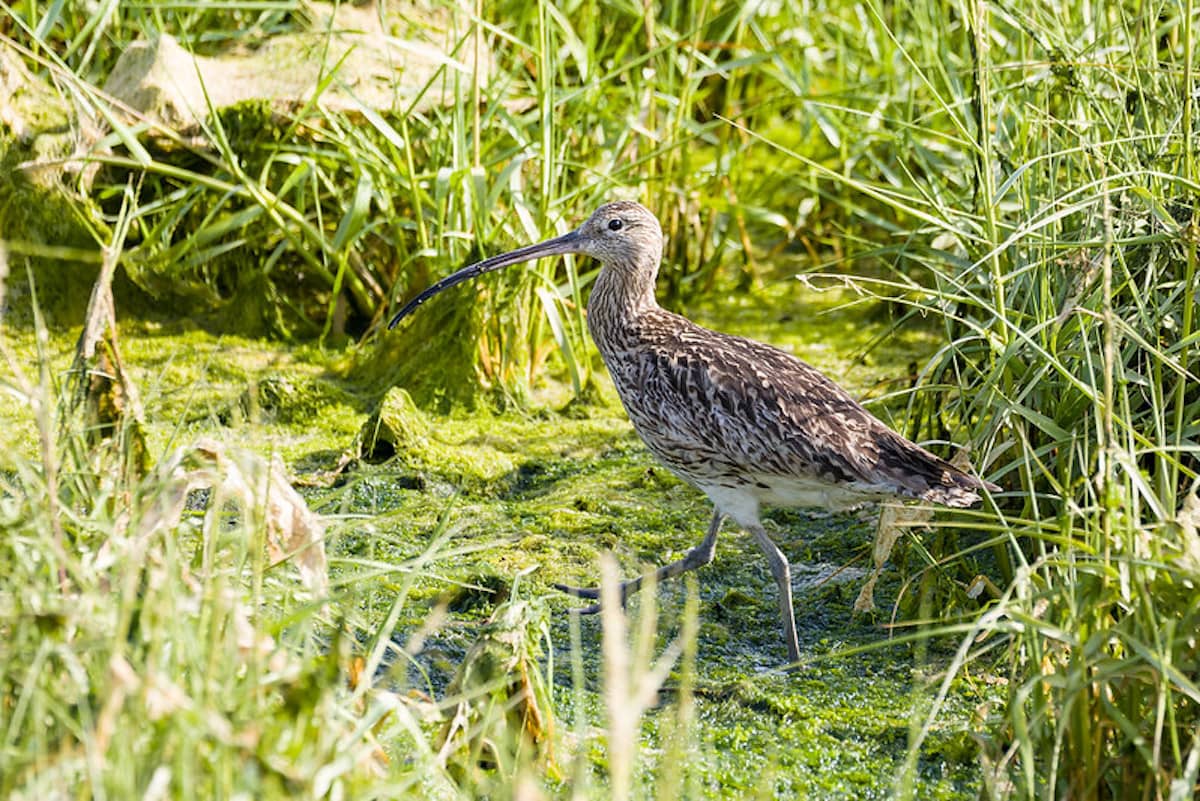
xmin=101 ymin=4 xmax=495 ymax=134
xmin=359 ymin=386 xmax=431 ymax=463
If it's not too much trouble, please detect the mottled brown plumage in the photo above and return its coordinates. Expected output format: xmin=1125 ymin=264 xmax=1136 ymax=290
xmin=389 ymin=200 xmax=996 ymax=662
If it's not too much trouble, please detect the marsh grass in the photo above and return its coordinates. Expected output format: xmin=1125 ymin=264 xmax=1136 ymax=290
xmin=3 ymin=0 xmax=1200 ymax=797
xmin=746 ymin=2 xmax=1200 ymax=796
xmin=3 ymin=0 xmax=777 ymax=405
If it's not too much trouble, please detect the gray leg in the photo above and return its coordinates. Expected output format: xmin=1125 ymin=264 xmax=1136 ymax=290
xmin=556 ymin=509 xmax=725 ymax=612
xmin=746 ymin=524 xmax=801 ymax=663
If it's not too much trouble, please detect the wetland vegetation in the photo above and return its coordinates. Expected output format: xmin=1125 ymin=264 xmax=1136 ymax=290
xmin=1 ymin=1 xmax=1198 ymax=799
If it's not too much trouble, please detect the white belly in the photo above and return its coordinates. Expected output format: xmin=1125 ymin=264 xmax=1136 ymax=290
xmin=697 ymin=475 xmax=884 ymax=529
xmin=752 ymin=474 xmax=885 ymax=510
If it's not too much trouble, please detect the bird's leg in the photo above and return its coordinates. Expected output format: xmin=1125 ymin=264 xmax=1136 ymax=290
xmin=746 ymin=524 xmax=801 ymax=663
xmin=555 ymin=509 xmax=725 ymax=613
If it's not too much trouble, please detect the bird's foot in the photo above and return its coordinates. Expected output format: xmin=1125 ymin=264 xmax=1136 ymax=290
xmin=552 ymin=578 xmax=640 ymax=614
xmin=552 ymin=582 xmax=601 ymax=601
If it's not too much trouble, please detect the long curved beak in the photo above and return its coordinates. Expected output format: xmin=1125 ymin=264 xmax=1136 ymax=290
xmin=388 ymin=229 xmax=584 ymax=329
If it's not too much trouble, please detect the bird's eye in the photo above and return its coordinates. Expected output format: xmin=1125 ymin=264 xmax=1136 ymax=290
xmin=607 ymin=218 xmax=624 ymax=232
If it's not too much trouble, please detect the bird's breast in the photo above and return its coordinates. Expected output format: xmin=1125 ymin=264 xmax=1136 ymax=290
xmin=596 ymin=343 xmax=764 ymax=484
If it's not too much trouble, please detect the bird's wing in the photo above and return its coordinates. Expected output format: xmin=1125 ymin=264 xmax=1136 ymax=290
xmin=616 ymin=313 xmax=982 ymax=504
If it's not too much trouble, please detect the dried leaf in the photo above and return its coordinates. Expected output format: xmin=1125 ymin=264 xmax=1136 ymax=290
xmin=855 ymin=502 xmax=932 ymax=613
xmin=1176 ymin=488 xmax=1200 ymax=573
xmin=853 ymin=573 xmax=878 ymax=614
xmin=134 ymin=438 xmax=328 ymax=595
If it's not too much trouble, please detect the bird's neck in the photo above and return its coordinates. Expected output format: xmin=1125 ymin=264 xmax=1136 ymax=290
xmin=586 ymin=258 xmax=661 ymax=351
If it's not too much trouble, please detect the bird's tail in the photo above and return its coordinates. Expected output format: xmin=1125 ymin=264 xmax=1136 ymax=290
xmin=878 ymin=430 xmax=998 ymax=507
xmin=918 ymin=469 xmax=999 ymax=508
xmin=921 ymin=474 xmax=998 ymax=506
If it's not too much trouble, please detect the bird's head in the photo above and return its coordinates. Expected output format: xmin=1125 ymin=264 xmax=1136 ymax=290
xmin=572 ymin=200 xmax=664 ymax=271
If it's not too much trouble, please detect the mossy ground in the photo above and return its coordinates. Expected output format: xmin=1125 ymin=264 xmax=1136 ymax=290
xmin=0 ymin=275 xmax=988 ymax=797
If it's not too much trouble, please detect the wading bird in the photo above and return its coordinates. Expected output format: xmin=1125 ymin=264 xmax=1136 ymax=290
xmin=389 ymin=201 xmax=996 ymax=662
